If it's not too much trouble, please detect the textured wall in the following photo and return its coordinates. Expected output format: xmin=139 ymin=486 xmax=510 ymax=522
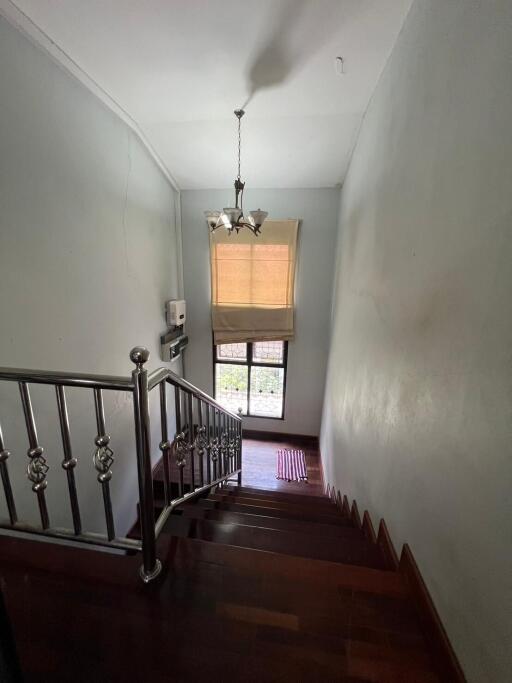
xmin=320 ymin=2 xmax=512 ymax=681
xmin=181 ymin=188 xmax=339 ymax=436
xmin=0 ymin=16 xmax=181 ymax=535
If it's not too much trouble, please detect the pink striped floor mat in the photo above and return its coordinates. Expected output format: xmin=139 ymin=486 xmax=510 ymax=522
xmin=276 ymin=449 xmax=308 ymax=482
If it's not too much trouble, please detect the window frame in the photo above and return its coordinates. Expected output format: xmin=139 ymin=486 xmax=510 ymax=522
xmin=212 ymin=340 xmax=288 ymax=420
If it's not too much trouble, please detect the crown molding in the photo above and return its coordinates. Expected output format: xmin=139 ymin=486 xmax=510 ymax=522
xmin=0 ymin=0 xmax=180 ymax=193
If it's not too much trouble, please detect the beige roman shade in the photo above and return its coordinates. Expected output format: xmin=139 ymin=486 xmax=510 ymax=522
xmin=210 ymin=219 xmax=299 ymax=344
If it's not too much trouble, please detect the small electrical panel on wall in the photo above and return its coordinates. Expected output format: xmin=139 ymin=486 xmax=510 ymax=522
xmin=165 ymin=299 xmax=186 ymax=327
xmin=161 ymin=299 xmax=188 ymax=362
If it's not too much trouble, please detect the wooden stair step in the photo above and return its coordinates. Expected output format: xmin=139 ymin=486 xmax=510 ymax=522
xmin=207 ymin=493 xmax=345 ymax=518
xmin=165 ymin=516 xmax=387 ymax=570
xmin=164 ymin=554 xmax=422 ymax=639
xmin=215 ymin=489 xmax=338 ymax=512
xmin=226 ymin=485 xmax=333 ymax=505
xmin=168 ymin=536 xmax=407 ymax=598
xmin=181 ymin=506 xmax=363 ymax=539
xmin=198 ymin=499 xmax=352 ymax=526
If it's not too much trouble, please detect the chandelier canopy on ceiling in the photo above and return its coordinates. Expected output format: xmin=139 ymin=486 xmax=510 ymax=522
xmin=204 ymin=109 xmax=268 ymax=236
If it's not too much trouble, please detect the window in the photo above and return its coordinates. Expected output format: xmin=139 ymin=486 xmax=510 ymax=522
xmin=214 ymin=341 xmax=288 ymax=419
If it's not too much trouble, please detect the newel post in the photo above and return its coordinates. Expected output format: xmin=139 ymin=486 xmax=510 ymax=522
xmin=131 ymin=347 xmax=162 ymax=583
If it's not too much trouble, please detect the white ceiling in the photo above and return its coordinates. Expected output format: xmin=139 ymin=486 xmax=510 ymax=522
xmin=5 ymin=0 xmax=412 ymax=189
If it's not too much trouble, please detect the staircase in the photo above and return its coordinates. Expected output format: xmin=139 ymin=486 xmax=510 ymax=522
xmin=0 ymin=351 xmax=446 ymax=681
xmin=0 ymin=485 xmax=443 ymax=681
xmin=0 ymin=479 xmax=440 ymax=682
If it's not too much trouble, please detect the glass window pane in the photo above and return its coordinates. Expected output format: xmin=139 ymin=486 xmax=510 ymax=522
xmin=215 ymin=363 xmax=248 ymax=415
xmin=253 ymin=341 xmax=284 ymax=364
xmin=249 ymin=366 xmax=284 ymax=418
xmin=216 ymin=343 xmax=247 ymax=361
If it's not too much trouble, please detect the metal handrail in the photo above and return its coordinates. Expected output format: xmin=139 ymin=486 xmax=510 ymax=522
xmin=0 ymin=346 xmax=243 ymax=583
xmin=148 ymin=368 xmax=241 ymax=420
xmin=0 ymin=367 xmax=133 ymax=391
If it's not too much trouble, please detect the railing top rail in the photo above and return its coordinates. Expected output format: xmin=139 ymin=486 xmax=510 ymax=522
xmin=0 ymin=367 xmax=133 ymax=391
xmin=0 ymin=353 xmax=241 ymax=418
xmin=147 ymin=368 xmax=242 ymax=422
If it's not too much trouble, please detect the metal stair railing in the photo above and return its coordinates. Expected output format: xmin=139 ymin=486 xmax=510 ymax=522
xmin=0 ymin=347 xmax=242 ymax=583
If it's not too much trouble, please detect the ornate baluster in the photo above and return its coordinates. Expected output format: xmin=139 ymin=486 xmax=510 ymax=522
xmin=0 ymin=422 xmax=17 ymax=525
xmin=18 ymin=382 xmax=50 ymax=529
xmin=196 ymin=397 xmax=204 ymax=486
xmin=228 ymin=418 xmax=236 ymax=472
xmin=173 ymin=432 xmax=188 ymax=497
xmin=194 ymin=399 xmax=207 ymax=487
xmin=55 ymin=385 xmax=81 ymax=535
xmin=220 ymin=414 xmax=228 ymax=479
xmin=159 ymin=382 xmax=171 ymax=506
xmin=237 ymin=408 xmax=243 ymax=486
xmin=93 ymin=388 xmax=115 ymax=540
xmin=210 ymin=409 xmax=220 ymax=480
xmin=205 ymin=404 xmax=211 ymax=484
xmin=174 ymin=386 xmax=182 ymax=494
xmin=187 ymin=392 xmax=195 ymax=491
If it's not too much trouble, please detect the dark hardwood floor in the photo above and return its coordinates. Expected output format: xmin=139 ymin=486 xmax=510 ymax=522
xmin=241 ymin=436 xmax=324 ymax=495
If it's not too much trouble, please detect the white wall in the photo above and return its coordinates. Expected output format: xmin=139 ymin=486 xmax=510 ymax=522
xmin=320 ymin=2 xmax=512 ymax=681
xmin=181 ymin=188 xmax=339 ymax=436
xmin=0 ymin=16 xmax=181 ymax=535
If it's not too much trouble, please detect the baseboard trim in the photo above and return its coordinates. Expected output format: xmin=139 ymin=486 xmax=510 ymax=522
xmin=342 ymin=495 xmax=351 ymax=518
xmin=400 ymin=544 xmax=466 ymax=682
xmin=362 ymin=510 xmax=377 ymax=544
xmin=377 ymin=519 xmax=399 ymax=571
xmin=350 ymin=500 xmax=362 ymax=529
xmin=325 ymin=482 xmax=466 ymax=682
xmin=242 ymin=429 xmax=319 ymax=448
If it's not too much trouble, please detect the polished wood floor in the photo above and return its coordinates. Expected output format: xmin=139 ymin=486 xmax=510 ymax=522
xmin=241 ymin=437 xmax=324 ymax=495
xmin=0 ymin=439 xmax=442 ymax=682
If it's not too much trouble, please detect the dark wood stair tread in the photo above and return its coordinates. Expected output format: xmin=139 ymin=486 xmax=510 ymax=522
xmin=181 ymin=506 xmax=363 ymax=539
xmin=0 ymin=532 xmax=439 ymax=682
xmin=199 ymin=498 xmax=352 ymax=526
xmin=224 ymin=485 xmax=335 ymax=505
xmin=169 ymin=536 xmax=407 ymax=598
xmin=165 ymin=516 xmax=387 ymax=569
xmin=214 ymin=490 xmax=339 ymax=512
xmin=209 ymin=492 xmax=339 ymax=513
xmin=232 ymin=484 xmax=331 ymax=504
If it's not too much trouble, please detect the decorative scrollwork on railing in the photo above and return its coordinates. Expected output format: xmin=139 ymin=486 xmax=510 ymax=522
xmin=210 ymin=436 xmax=220 ymax=463
xmin=228 ymin=434 xmax=236 ymax=462
xmin=159 ymin=439 xmax=172 ymax=455
xmin=193 ymin=425 xmax=208 ymax=457
xmin=173 ymin=432 xmax=189 ymax=469
xmin=93 ymin=435 xmax=114 ymax=483
xmin=220 ymin=431 xmax=228 ymax=453
xmin=27 ymin=446 xmax=49 ymax=492
xmin=194 ymin=425 xmax=208 ymax=456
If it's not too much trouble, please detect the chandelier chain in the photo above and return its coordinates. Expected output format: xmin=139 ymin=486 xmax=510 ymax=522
xmin=237 ymin=115 xmax=241 ymax=180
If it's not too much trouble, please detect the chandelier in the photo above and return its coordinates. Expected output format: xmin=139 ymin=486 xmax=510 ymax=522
xmin=204 ymin=109 xmax=268 ymax=236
